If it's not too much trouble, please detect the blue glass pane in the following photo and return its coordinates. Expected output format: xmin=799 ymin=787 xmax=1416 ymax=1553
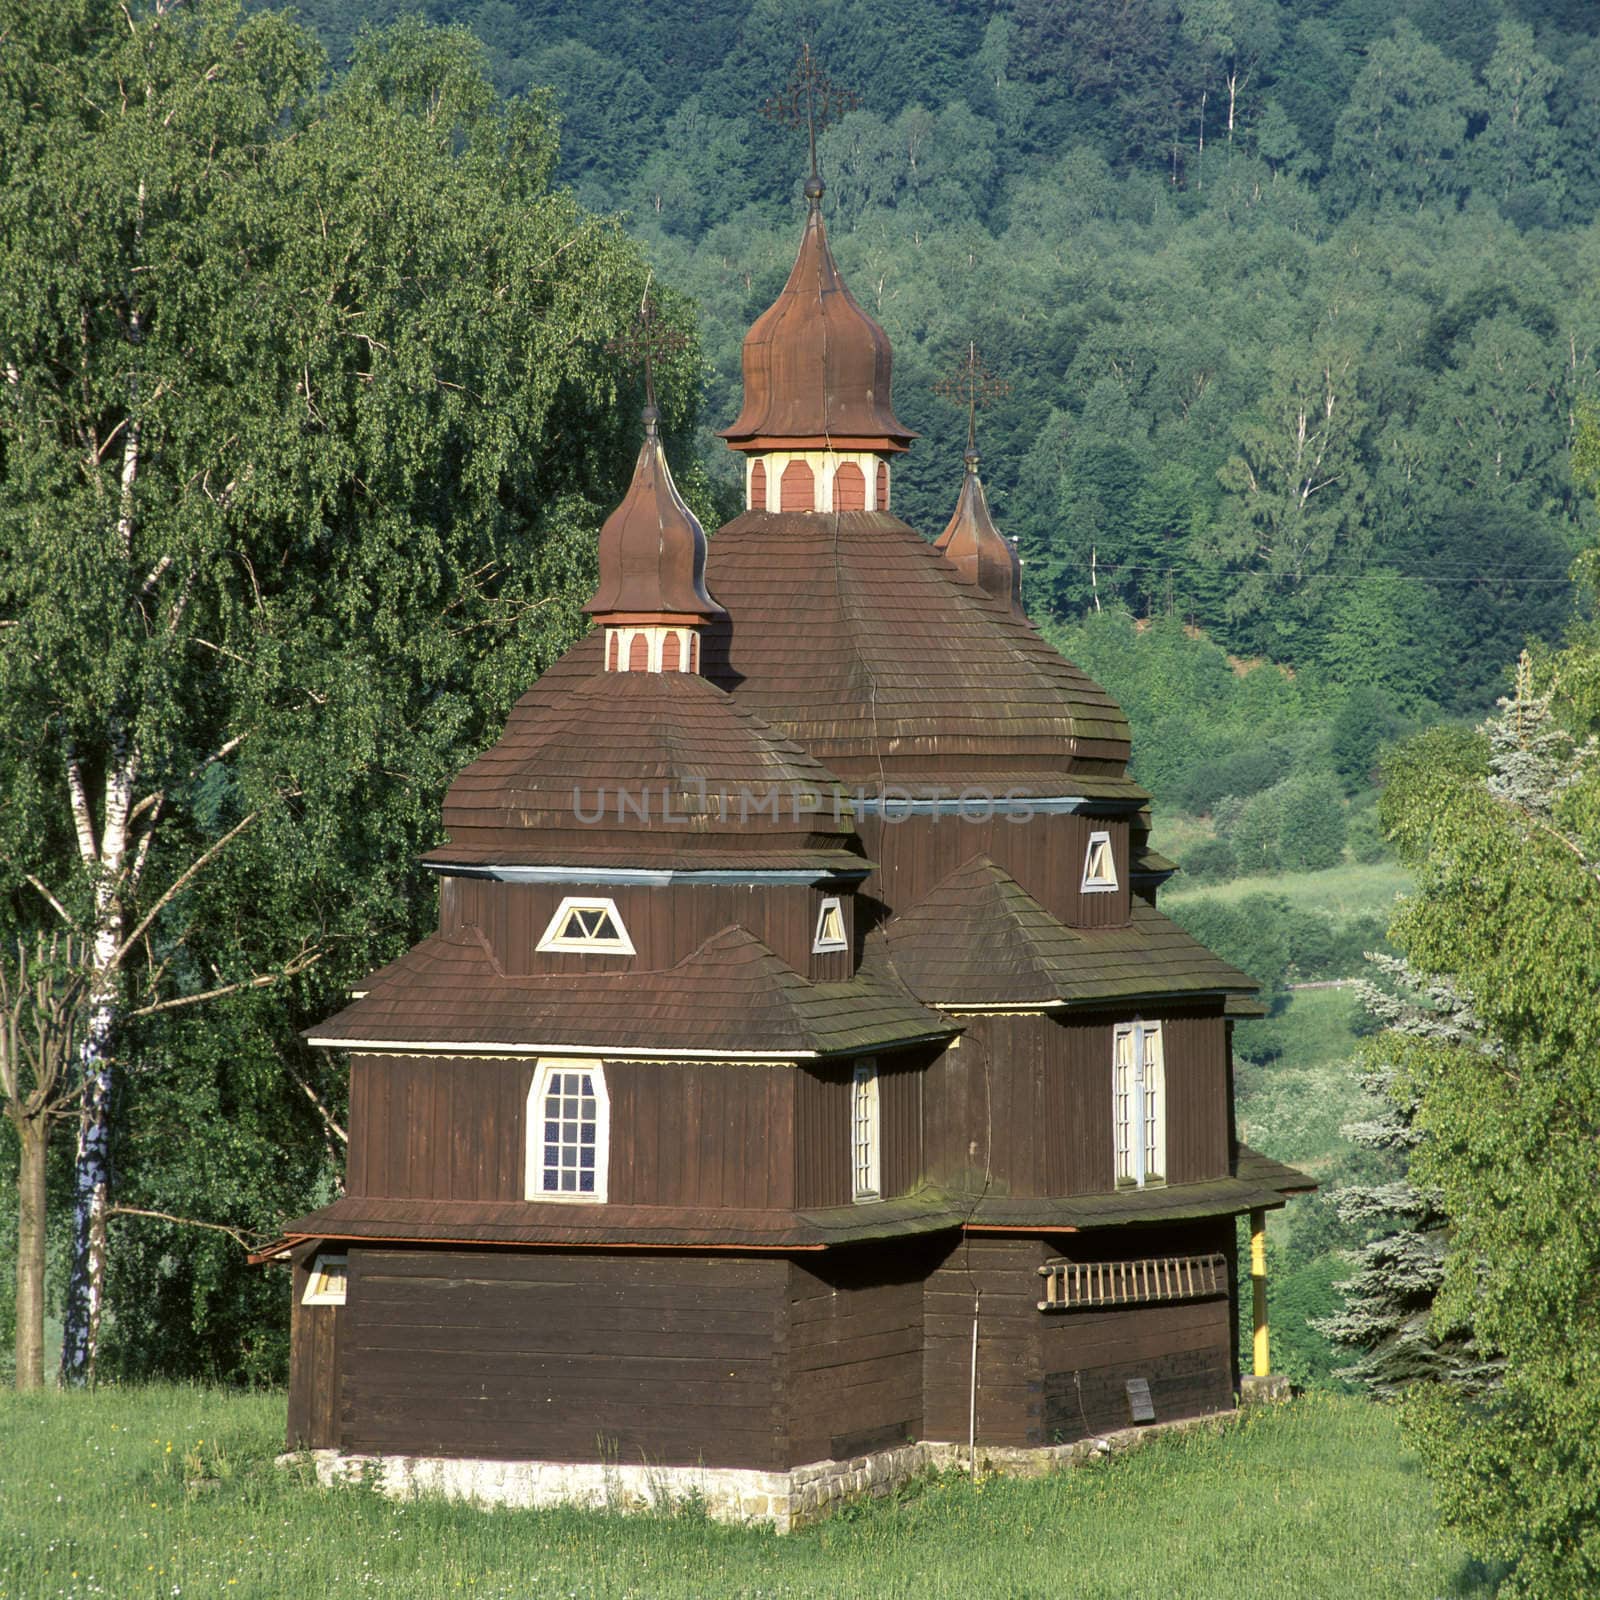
xmin=579 ymin=1172 xmax=595 ymax=1192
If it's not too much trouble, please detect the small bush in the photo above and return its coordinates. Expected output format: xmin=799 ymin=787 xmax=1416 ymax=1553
xmin=1179 ymin=836 xmax=1237 ymax=883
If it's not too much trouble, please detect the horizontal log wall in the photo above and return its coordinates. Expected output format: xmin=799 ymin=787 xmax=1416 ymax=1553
xmin=785 ymin=1246 xmax=935 ymax=1467
xmin=340 ymin=1248 xmax=791 ymax=1469
xmin=438 ymin=879 xmax=855 ymax=979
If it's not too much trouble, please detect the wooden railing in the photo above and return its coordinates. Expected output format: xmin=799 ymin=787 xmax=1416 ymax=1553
xmin=1036 ymin=1251 xmax=1228 ymax=1312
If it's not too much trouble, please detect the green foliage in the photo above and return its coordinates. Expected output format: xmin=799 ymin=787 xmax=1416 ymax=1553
xmin=0 ymin=0 xmax=695 ymax=1379
xmin=0 ymin=1385 xmax=1497 ymax=1598
xmin=1378 ymin=660 xmax=1600 ymax=1595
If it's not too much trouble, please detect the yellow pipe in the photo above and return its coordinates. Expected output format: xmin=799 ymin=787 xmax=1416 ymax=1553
xmin=1250 ymin=1208 xmax=1270 ymax=1377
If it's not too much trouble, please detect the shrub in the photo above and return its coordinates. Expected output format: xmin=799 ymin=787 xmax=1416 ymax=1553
xmin=1179 ymin=836 xmax=1237 ymax=883
xmin=1278 ymin=776 xmax=1347 ymax=871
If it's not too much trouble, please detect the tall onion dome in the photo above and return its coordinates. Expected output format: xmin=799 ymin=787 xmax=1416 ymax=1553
xmin=719 ymin=177 xmax=914 ymax=514
xmin=584 ymin=405 xmax=725 ymax=674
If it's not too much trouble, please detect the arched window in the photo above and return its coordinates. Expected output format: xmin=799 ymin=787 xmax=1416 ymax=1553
xmin=689 ymin=633 xmax=700 ymax=672
xmin=749 ymin=458 xmax=767 ymax=511
xmin=780 ymin=459 xmax=815 ymax=511
xmin=876 ymin=460 xmax=889 ymax=511
xmin=663 ymin=630 xmax=683 ymax=672
xmin=527 ymin=1060 xmax=609 ymax=1202
xmin=627 ymin=632 xmax=649 ymax=672
xmin=607 ymin=631 xmax=620 ymax=672
xmin=833 ymin=462 xmax=866 ymax=511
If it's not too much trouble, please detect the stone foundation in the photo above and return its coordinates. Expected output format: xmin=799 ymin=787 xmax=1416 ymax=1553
xmin=287 ymin=1410 xmax=1233 ymax=1532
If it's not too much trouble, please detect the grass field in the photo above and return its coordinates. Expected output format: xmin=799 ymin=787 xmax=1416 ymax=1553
xmin=0 ymin=1385 xmax=1497 ymax=1600
xmin=1162 ymin=858 xmax=1411 ymax=925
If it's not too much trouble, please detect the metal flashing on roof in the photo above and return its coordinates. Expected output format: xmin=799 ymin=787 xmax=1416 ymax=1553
xmin=851 ymin=793 xmax=1145 ymax=818
xmin=304 ymin=1037 xmax=823 ymax=1061
xmin=422 ymin=863 xmax=872 ymax=886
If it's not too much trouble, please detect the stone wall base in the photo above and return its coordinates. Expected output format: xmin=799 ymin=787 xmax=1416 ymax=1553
xmin=1239 ymin=1373 xmax=1293 ymax=1405
xmin=285 ymin=1410 xmax=1232 ymax=1532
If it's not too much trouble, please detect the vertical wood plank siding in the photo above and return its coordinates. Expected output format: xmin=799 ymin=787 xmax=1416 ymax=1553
xmin=857 ymin=814 xmax=1131 ymax=931
xmin=286 ymin=1244 xmax=343 ymax=1449
xmin=785 ymin=1246 xmax=935 ymax=1465
xmin=750 ymin=458 xmax=767 ymax=511
xmin=793 ymin=1058 xmax=923 ymax=1207
xmin=921 ymin=1008 xmax=1228 ymax=1199
xmin=439 ymin=879 xmax=844 ymax=978
xmin=833 ymin=462 xmax=866 ymax=511
xmin=340 ymin=1249 xmax=791 ymax=1468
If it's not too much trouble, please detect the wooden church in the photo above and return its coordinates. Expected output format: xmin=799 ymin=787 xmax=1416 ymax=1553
xmin=264 ymin=168 xmax=1312 ymax=1526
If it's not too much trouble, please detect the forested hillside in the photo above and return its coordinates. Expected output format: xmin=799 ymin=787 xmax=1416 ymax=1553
xmin=282 ymin=0 xmax=1600 ymax=708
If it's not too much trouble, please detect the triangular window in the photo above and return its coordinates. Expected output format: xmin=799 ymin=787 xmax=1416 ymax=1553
xmin=813 ymin=896 xmax=848 ymax=954
xmin=301 ymin=1254 xmax=348 ymax=1306
xmin=1082 ymin=830 xmax=1117 ymax=892
xmin=536 ymin=896 xmax=635 ymax=955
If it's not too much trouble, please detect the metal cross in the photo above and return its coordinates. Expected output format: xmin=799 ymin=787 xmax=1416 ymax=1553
xmin=604 ymin=288 xmax=688 ymax=424
xmin=933 ymin=342 xmax=1012 ymax=457
xmin=761 ymin=43 xmax=859 ymax=184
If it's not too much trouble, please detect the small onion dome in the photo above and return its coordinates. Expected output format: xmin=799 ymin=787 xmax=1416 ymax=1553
xmin=719 ymin=189 xmax=914 ymax=455
xmin=585 ymin=410 xmax=725 ymax=622
xmin=934 ymin=452 xmax=1024 ymax=616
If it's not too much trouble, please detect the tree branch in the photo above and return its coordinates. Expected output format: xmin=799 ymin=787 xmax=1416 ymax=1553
xmin=105 ymin=1206 xmax=264 ymax=1252
xmin=127 ymin=944 xmax=323 ymax=1018
xmin=114 ymin=808 xmax=261 ymax=965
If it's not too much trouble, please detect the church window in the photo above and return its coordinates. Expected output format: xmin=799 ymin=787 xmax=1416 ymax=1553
xmin=537 ymin=896 xmax=635 ymax=955
xmin=781 ymin=459 xmax=815 ymax=511
xmin=664 ymin=630 xmax=683 ymax=672
xmin=1114 ymin=1022 xmax=1165 ymax=1188
xmin=833 ymin=462 xmax=866 ymax=511
xmin=813 ymin=896 xmax=848 ymax=953
xmin=1082 ymin=830 xmax=1117 ymax=892
xmin=627 ymin=632 xmax=649 ymax=672
xmin=852 ymin=1060 xmax=881 ymax=1202
xmin=750 ymin=458 xmax=767 ymax=510
xmin=301 ymin=1254 xmax=348 ymax=1306
xmin=528 ymin=1061 xmax=608 ymax=1202
xmin=876 ymin=460 xmax=889 ymax=510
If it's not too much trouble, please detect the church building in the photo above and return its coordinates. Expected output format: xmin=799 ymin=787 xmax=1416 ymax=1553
xmin=263 ymin=170 xmax=1313 ymax=1527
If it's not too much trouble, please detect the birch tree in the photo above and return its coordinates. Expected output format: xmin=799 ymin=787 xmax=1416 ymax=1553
xmin=0 ymin=0 xmax=693 ymax=1382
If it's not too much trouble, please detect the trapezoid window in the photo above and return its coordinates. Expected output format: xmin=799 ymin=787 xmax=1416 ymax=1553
xmin=813 ymin=895 xmax=848 ymax=953
xmin=301 ymin=1253 xmax=348 ymax=1306
xmin=528 ymin=1060 xmax=609 ymax=1202
xmin=536 ymin=896 xmax=635 ymax=955
xmin=852 ymin=1059 xmax=881 ymax=1203
xmin=833 ymin=461 xmax=866 ymax=511
xmin=1082 ymin=830 xmax=1118 ymax=892
xmin=781 ymin=458 xmax=815 ymax=511
xmin=749 ymin=457 xmax=767 ymax=510
xmin=1114 ymin=1021 xmax=1165 ymax=1189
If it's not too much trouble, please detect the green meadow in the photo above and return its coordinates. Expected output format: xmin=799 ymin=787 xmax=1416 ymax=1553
xmin=0 ymin=1385 xmax=1495 ymax=1600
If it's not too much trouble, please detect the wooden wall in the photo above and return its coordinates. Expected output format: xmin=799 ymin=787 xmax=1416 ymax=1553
xmin=438 ymin=878 xmax=855 ymax=980
xmin=346 ymin=1053 xmax=927 ymax=1210
xmin=286 ymin=1243 xmax=343 ymax=1450
xmin=922 ymin=1006 xmax=1230 ymax=1199
xmin=924 ymin=1234 xmax=1054 ymax=1447
xmin=339 ymin=1248 xmax=792 ymax=1468
xmin=858 ymin=812 xmax=1130 ymax=931
xmin=785 ymin=1245 xmax=935 ymax=1466
xmin=793 ymin=1059 xmax=922 ymax=1209
xmin=922 ymin=1223 xmax=1235 ymax=1449
xmin=1037 ymin=1218 xmax=1236 ymax=1441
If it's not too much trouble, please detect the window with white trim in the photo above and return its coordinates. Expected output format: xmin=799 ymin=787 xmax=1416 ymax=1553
xmin=536 ymin=896 xmax=634 ymax=955
xmin=301 ymin=1254 xmax=348 ymax=1306
xmin=813 ymin=896 xmax=847 ymax=953
xmin=1082 ymin=830 xmax=1118 ymax=892
xmin=528 ymin=1060 xmax=609 ymax=1201
xmin=1113 ymin=1021 xmax=1165 ymax=1187
xmin=852 ymin=1059 xmax=881 ymax=1202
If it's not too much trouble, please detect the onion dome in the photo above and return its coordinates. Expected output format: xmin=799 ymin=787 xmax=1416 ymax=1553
xmin=584 ymin=409 xmax=724 ymax=625
xmin=934 ymin=451 xmax=1024 ymax=616
xmin=719 ymin=182 xmax=914 ymax=455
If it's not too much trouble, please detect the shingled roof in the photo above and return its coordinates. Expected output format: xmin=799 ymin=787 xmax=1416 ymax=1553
xmin=430 ymin=669 xmax=864 ymax=870
xmin=882 ymin=855 xmax=1261 ymax=1009
xmin=540 ymin=512 xmax=1139 ymax=796
xmin=309 ymin=923 xmax=954 ymax=1060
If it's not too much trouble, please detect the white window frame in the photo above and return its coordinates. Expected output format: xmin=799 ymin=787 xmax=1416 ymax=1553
xmin=1113 ymin=1021 xmax=1165 ymax=1188
xmin=1082 ymin=829 xmax=1118 ymax=892
xmin=301 ymin=1253 xmax=349 ymax=1306
xmin=535 ymin=895 xmax=635 ymax=955
xmin=813 ymin=895 xmax=848 ymax=953
xmin=527 ymin=1059 xmax=610 ymax=1203
xmin=852 ymin=1059 xmax=881 ymax=1203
